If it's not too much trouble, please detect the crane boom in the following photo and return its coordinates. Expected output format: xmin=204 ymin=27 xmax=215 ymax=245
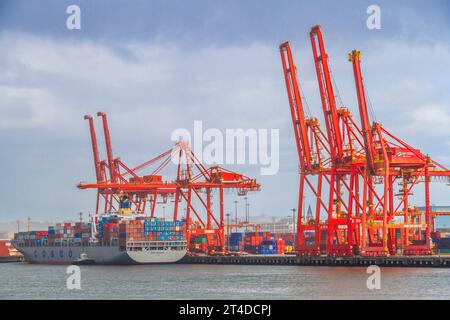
xmin=348 ymin=50 xmax=376 ymax=172
xmin=279 ymin=42 xmax=312 ymax=170
xmin=310 ymin=25 xmax=343 ymax=163
xmin=84 ymin=115 xmax=103 ymax=182
xmin=97 ymin=112 xmax=117 ymax=183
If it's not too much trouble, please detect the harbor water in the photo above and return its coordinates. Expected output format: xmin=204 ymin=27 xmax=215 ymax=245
xmin=1 ymin=262 xmax=450 ymax=299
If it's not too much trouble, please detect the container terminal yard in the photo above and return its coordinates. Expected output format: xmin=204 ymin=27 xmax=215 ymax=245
xmin=6 ymin=25 xmax=450 ymax=267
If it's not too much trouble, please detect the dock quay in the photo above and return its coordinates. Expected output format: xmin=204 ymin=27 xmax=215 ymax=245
xmin=180 ymin=254 xmax=450 ymax=268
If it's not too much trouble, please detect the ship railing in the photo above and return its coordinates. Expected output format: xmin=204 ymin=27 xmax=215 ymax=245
xmin=126 ymin=240 xmax=187 ymax=251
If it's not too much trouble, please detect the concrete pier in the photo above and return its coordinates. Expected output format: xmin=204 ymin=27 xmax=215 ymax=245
xmin=180 ymin=254 xmax=450 ymax=268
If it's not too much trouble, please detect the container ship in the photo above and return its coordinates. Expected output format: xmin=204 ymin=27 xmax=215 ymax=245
xmin=12 ymin=215 xmax=187 ymax=265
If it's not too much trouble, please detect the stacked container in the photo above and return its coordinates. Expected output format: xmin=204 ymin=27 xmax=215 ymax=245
xmin=276 ymin=239 xmax=285 ymax=254
xmin=15 ymin=231 xmax=48 ymax=246
xmin=260 ymin=239 xmax=276 ymax=254
xmin=437 ymin=237 xmax=450 ymax=253
xmin=258 ymin=239 xmax=286 ymax=254
xmin=14 ymin=216 xmax=185 ymax=248
xmin=143 ymin=218 xmax=184 ymax=241
xmin=228 ymin=232 xmax=243 ymax=252
xmin=98 ymin=216 xmax=120 ymax=244
xmin=73 ymin=222 xmax=92 ymax=244
xmin=119 ymin=219 xmax=143 ymax=247
xmin=243 ymin=231 xmax=272 ymax=254
xmin=206 ymin=233 xmax=221 ymax=252
xmin=47 ymin=222 xmax=92 ymax=245
xmin=190 ymin=235 xmax=207 ymax=253
xmin=273 ymin=232 xmax=295 ymax=246
xmin=118 ymin=217 xmax=186 ymax=248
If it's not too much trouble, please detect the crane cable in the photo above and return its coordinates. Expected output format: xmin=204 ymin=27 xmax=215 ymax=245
xmin=330 ymin=66 xmax=379 ymax=124
xmin=298 ymin=83 xmax=312 ymax=117
xmin=330 ymin=71 xmax=345 ymax=109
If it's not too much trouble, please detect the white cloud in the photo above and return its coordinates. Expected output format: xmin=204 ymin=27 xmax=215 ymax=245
xmin=0 ymin=32 xmax=287 ymax=141
xmin=0 ymin=32 xmax=292 ymax=219
xmin=1 ymin=29 xmax=450 ymax=219
xmin=0 ymin=86 xmax=57 ymax=128
xmin=357 ymin=40 xmax=450 ymax=115
xmin=403 ymin=104 xmax=450 ymax=137
xmin=0 ymin=33 xmax=172 ymax=88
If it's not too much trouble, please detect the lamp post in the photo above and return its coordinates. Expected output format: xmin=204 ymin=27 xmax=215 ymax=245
xmin=287 ymin=215 xmax=292 ymax=234
xmin=234 ymin=200 xmax=238 ymax=232
xmin=226 ymin=213 xmax=231 ymax=252
xmin=246 ymin=201 xmax=250 ymax=232
xmin=244 ymin=197 xmax=248 ymax=222
xmin=291 ymin=208 xmax=296 ymax=249
xmin=247 ymin=203 xmax=250 ymax=224
xmin=303 ymin=196 xmax=306 ymax=222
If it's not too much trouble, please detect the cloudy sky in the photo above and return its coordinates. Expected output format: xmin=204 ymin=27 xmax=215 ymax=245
xmin=1 ymin=0 xmax=450 ymax=225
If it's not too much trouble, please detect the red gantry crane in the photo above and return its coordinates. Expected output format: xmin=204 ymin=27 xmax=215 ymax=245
xmin=309 ymin=25 xmax=366 ymax=256
xmin=78 ymin=112 xmax=260 ymax=253
xmin=280 ymin=41 xmax=331 ymax=255
xmin=349 ymin=49 xmax=450 ymax=255
xmin=281 ymin=25 xmax=450 ymax=257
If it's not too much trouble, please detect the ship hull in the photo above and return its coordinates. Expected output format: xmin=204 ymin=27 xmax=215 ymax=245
xmin=14 ymin=244 xmax=186 ymax=265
